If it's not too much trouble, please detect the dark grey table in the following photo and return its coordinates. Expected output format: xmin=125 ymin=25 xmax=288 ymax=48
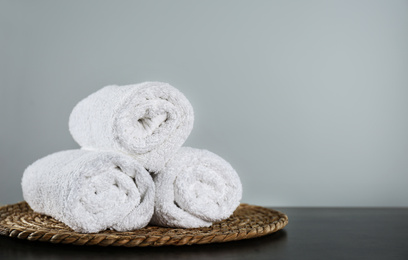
xmin=1 ymin=207 xmax=407 ymax=260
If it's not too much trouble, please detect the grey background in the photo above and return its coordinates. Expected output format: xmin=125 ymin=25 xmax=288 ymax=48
xmin=1 ymin=0 xmax=407 ymax=207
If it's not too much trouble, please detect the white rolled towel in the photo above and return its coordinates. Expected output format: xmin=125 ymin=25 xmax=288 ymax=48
xmin=69 ymin=82 xmax=194 ymax=172
xmin=21 ymin=149 xmax=155 ymax=233
xmin=150 ymin=147 xmax=242 ymax=228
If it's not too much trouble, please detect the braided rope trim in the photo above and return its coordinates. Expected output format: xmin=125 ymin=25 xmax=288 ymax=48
xmin=0 ymin=202 xmax=288 ymax=247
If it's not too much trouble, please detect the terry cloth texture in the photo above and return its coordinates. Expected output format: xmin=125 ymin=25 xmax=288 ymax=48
xmin=150 ymin=147 xmax=242 ymax=228
xmin=69 ymin=82 xmax=194 ymax=172
xmin=21 ymin=149 xmax=155 ymax=233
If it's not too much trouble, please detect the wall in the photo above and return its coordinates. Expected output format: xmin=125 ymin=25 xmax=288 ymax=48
xmin=1 ymin=0 xmax=407 ymax=206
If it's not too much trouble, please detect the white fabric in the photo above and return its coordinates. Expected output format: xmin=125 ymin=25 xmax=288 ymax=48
xmin=21 ymin=149 xmax=155 ymax=233
xmin=69 ymin=82 xmax=194 ymax=172
xmin=150 ymin=147 xmax=242 ymax=228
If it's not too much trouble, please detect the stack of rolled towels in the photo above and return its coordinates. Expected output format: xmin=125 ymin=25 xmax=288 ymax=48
xmin=21 ymin=82 xmax=242 ymax=233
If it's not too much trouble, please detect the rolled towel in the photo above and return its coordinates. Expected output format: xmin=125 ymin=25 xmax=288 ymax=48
xmin=21 ymin=149 xmax=155 ymax=233
xmin=150 ymin=147 xmax=242 ymax=228
xmin=69 ymin=82 xmax=194 ymax=172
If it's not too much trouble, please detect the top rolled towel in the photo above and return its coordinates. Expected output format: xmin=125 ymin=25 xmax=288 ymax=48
xmin=69 ymin=82 xmax=194 ymax=172
xmin=150 ymin=147 xmax=242 ymax=228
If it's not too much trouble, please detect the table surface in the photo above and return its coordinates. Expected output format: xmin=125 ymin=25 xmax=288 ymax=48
xmin=1 ymin=207 xmax=407 ymax=260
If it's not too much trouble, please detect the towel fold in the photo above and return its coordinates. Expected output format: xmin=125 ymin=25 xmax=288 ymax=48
xmin=150 ymin=147 xmax=242 ymax=228
xmin=21 ymin=149 xmax=155 ymax=233
xmin=69 ymin=82 xmax=194 ymax=172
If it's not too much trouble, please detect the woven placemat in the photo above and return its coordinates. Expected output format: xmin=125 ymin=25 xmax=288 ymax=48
xmin=0 ymin=202 xmax=288 ymax=247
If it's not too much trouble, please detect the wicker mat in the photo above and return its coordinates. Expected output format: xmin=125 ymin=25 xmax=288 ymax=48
xmin=0 ymin=202 xmax=288 ymax=247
